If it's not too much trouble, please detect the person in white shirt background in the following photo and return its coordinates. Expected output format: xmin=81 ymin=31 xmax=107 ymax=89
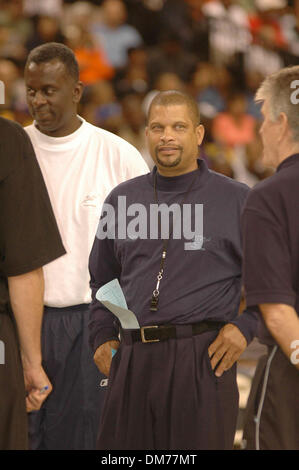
xmin=24 ymin=41 xmax=149 ymax=450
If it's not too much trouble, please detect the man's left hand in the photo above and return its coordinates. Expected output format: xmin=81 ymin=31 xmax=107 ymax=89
xmin=208 ymin=324 xmax=247 ymax=377
xmin=23 ymin=365 xmax=52 ymax=413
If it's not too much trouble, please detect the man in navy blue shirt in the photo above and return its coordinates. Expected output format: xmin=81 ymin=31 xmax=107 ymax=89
xmin=242 ymin=66 xmax=299 ymax=450
xmin=89 ymin=90 xmax=258 ymax=449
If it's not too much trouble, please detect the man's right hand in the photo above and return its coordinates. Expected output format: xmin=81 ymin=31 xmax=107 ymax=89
xmin=94 ymin=340 xmax=120 ymax=377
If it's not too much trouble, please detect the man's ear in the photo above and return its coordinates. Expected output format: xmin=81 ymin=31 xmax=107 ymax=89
xmin=196 ymin=124 xmax=205 ymax=146
xmin=277 ymin=112 xmax=288 ymax=143
xmin=73 ymin=81 xmax=84 ymax=104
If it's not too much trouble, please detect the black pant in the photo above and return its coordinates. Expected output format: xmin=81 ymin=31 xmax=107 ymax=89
xmin=97 ymin=328 xmax=239 ymax=450
xmin=28 ymin=304 xmax=107 ymax=450
xmin=243 ymin=345 xmax=299 ymax=450
xmin=0 ymin=311 xmax=28 ymax=450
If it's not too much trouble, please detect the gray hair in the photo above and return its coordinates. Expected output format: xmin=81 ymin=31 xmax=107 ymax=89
xmin=255 ymin=66 xmax=299 ymax=141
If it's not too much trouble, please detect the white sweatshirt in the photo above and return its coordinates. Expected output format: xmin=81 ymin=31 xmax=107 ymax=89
xmin=25 ymin=117 xmax=149 ymax=307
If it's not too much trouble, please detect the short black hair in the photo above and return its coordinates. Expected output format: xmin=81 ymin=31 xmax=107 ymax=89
xmin=147 ymin=90 xmax=201 ymax=127
xmin=25 ymin=42 xmax=79 ymax=82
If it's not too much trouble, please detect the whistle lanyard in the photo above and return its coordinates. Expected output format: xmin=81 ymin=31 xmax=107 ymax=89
xmin=150 ymin=169 xmax=199 ymax=312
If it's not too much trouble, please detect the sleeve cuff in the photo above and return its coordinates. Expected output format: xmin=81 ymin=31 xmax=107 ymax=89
xmin=229 ymin=309 xmax=260 ymax=345
xmin=89 ymin=326 xmax=119 ymax=354
xmin=245 ymin=291 xmax=296 ymax=308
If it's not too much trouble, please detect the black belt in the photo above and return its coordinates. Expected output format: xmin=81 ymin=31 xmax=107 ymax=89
xmin=121 ymin=320 xmax=226 ymax=344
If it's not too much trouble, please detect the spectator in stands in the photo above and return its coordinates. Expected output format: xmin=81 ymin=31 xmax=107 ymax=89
xmin=92 ymin=0 xmax=143 ymax=70
xmin=212 ymin=92 xmax=256 ymax=148
xmin=118 ymin=92 xmax=153 ymax=168
xmin=212 ymin=91 xmax=260 ymax=186
xmin=201 ymin=0 xmax=251 ymax=65
xmin=65 ymin=25 xmax=114 ymax=85
xmin=122 ymin=0 xmax=164 ymax=48
xmin=159 ymin=0 xmax=194 ymax=47
xmin=280 ymin=0 xmax=299 ymax=57
xmin=196 ymin=64 xmax=233 ymax=118
xmin=142 ymin=71 xmax=186 ymax=115
xmin=26 ymin=15 xmax=65 ymax=51
xmin=23 ymin=0 xmax=63 ymax=18
xmin=244 ymin=25 xmax=285 ymax=76
xmin=81 ymin=80 xmax=122 ymax=134
xmin=114 ymin=46 xmax=149 ymax=97
xmin=250 ymin=0 xmax=288 ymax=48
xmin=147 ymin=30 xmax=197 ymax=88
xmin=0 ymin=0 xmax=32 ymax=61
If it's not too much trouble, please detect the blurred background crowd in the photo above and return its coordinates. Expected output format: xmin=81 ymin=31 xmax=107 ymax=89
xmin=1 ymin=0 xmax=299 ymax=183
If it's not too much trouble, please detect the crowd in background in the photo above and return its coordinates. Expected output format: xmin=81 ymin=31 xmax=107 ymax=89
xmin=1 ymin=0 xmax=299 ymax=185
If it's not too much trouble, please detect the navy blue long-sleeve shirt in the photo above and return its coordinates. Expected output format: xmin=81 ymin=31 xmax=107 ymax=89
xmin=89 ymin=159 xmax=258 ymax=351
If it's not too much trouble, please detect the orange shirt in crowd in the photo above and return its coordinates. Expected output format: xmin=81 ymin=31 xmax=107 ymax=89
xmin=75 ymin=47 xmax=114 ymax=85
xmin=212 ymin=112 xmax=256 ymax=147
